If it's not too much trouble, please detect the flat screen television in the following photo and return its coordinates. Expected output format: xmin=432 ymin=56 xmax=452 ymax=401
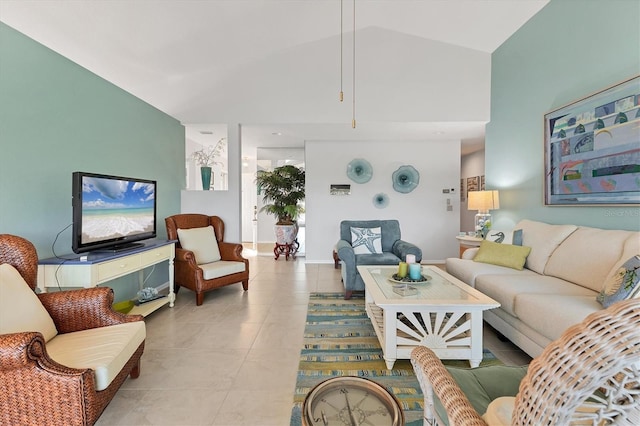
xmin=72 ymin=171 xmax=157 ymax=254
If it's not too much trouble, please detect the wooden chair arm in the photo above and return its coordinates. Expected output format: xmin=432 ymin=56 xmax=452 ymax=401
xmin=38 ymin=287 xmax=143 ymax=334
xmin=411 ymin=346 xmax=487 ymax=426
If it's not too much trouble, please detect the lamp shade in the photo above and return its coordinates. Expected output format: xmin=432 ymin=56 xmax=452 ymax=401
xmin=468 ymin=190 xmax=500 ymax=212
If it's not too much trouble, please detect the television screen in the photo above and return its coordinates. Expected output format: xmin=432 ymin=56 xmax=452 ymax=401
xmin=72 ymin=172 xmax=157 ymax=253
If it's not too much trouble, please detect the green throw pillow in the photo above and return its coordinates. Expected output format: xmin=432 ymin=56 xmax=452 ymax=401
xmin=473 ymin=240 xmax=531 ymax=270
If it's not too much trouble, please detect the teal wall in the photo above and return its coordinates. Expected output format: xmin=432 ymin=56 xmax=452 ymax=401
xmin=487 ymin=0 xmax=640 ymax=230
xmin=0 ymin=23 xmax=185 ymax=299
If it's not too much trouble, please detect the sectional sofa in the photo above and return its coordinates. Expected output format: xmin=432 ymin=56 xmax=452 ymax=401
xmin=446 ymin=219 xmax=640 ymax=358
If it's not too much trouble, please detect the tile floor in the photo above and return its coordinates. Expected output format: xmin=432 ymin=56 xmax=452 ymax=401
xmin=96 ymin=253 xmax=531 ymax=426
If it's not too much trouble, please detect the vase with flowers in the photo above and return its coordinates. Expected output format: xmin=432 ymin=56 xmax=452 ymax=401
xmin=191 ymin=138 xmax=226 ymax=190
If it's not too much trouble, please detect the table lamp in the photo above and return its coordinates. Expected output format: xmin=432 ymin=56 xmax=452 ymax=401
xmin=468 ymin=190 xmax=500 ymax=237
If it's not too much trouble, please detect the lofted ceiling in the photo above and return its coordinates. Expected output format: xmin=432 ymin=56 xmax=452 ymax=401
xmin=0 ymin=0 xmax=549 ymax=156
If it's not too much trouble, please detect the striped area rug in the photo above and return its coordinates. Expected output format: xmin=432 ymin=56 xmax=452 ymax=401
xmin=290 ymin=292 xmax=502 ymax=426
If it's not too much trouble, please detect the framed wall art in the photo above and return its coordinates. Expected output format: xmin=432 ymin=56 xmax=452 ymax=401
xmin=466 ymin=176 xmax=479 ymax=196
xmin=544 ymin=75 xmax=640 ymax=205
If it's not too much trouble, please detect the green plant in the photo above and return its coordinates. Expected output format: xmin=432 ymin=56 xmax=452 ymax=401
xmin=255 ymin=165 xmax=305 ymax=225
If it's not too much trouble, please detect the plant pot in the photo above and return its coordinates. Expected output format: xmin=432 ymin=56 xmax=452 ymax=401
xmin=200 ymin=166 xmax=212 ymax=190
xmin=274 ymin=224 xmax=298 ymax=245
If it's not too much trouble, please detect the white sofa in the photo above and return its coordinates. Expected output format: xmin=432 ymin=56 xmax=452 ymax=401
xmin=446 ymin=219 xmax=640 ymax=358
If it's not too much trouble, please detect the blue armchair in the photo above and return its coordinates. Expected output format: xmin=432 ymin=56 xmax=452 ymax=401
xmin=336 ymin=220 xmax=422 ymax=299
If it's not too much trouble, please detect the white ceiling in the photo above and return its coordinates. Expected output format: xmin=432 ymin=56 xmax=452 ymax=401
xmin=0 ymin=0 xmax=549 ymax=156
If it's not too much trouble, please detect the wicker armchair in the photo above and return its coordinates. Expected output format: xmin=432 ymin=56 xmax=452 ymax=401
xmin=165 ymin=214 xmax=249 ymax=305
xmin=0 ymin=234 xmax=145 ymax=426
xmin=411 ymin=299 xmax=640 ymax=426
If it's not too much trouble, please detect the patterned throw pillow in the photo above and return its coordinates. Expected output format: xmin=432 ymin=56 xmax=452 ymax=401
xmin=350 ymin=227 xmax=382 ymax=254
xmin=597 ymin=255 xmax=640 ymax=308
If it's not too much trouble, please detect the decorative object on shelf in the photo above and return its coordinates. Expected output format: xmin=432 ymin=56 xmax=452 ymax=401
xmin=346 ymin=158 xmax=372 ymax=183
xmin=191 ymin=137 xmax=226 ymax=190
xmin=112 ymin=299 xmax=134 ymax=314
xmin=137 ymin=286 xmax=158 ymax=302
xmin=544 ymin=75 xmax=640 ymax=205
xmin=372 ymin=192 xmax=389 ymax=208
xmin=200 ymin=166 xmax=212 ymax=190
xmin=392 ymin=165 xmax=420 ymax=193
xmin=468 ymin=190 xmax=500 ymax=238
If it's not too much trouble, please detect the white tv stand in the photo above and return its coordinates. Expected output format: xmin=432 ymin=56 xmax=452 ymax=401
xmin=37 ymin=239 xmax=176 ymax=317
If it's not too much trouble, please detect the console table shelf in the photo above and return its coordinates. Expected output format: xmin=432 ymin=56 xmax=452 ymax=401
xmin=37 ymin=239 xmax=176 ymax=316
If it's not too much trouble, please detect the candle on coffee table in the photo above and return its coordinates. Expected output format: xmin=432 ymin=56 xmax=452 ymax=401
xmin=405 ymin=254 xmax=416 ymax=264
xmin=398 ymin=262 xmax=408 ymax=278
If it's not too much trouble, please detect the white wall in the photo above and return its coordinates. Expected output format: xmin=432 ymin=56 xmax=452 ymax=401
xmin=179 ymin=28 xmax=490 ymax=244
xmin=305 ymin=140 xmax=461 ymax=264
xmin=460 ymin=149 xmax=485 ymax=232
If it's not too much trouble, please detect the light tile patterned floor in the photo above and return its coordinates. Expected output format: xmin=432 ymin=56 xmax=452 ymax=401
xmin=96 ymin=254 xmax=531 ymax=425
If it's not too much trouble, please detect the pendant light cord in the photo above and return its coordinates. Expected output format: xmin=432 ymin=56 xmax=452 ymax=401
xmin=340 ymin=0 xmax=344 ymax=102
xmin=352 ymin=0 xmax=356 ymax=128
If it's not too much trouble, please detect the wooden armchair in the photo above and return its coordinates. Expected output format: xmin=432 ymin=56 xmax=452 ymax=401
xmin=165 ymin=214 xmax=249 ymax=306
xmin=0 ymin=234 xmax=145 ymax=426
xmin=411 ymin=299 xmax=640 ymax=425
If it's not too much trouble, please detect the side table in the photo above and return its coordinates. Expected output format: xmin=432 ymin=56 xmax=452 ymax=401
xmin=456 ymin=235 xmax=483 ymax=258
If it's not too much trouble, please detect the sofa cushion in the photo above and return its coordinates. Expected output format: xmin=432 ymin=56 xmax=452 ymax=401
xmin=597 ymin=255 xmax=640 ymax=307
xmin=515 ymin=220 xmax=577 ymax=274
xmin=475 ymin=275 xmax=596 ymax=317
xmin=473 ymin=240 xmax=531 ymax=270
xmin=0 ymin=263 xmax=58 ymax=342
xmin=177 ymin=226 xmax=221 ymax=264
xmin=514 ymin=294 xmax=601 ymax=342
xmin=545 ymin=227 xmax=638 ymax=292
xmin=445 ymin=258 xmax=538 ymax=288
xmin=46 ymin=321 xmax=146 ymax=391
xmin=350 ymin=226 xmax=382 ymax=254
xmin=200 ymin=260 xmax=246 ymax=280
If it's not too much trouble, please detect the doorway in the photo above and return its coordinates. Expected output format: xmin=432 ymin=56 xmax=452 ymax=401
xmin=241 ymin=147 xmax=305 ymax=257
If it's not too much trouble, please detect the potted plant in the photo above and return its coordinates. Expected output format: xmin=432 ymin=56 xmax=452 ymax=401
xmin=191 ymin=138 xmax=226 ymax=190
xmin=255 ymin=164 xmax=305 ymax=245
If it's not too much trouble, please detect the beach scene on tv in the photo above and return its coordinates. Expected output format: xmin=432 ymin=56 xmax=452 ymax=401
xmin=81 ymin=176 xmax=155 ymax=244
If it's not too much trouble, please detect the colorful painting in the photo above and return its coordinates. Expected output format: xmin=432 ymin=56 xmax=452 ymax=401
xmin=544 ymin=75 xmax=640 ymax=205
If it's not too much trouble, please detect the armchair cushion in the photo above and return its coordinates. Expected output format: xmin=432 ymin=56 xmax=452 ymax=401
xmin=350 ymin=226 xmax=382 ymax=254
xmin=177 ymin=225 xmax=221 ymax=264
xmin=433 ymin=365 xmax=528 ymax=425
xmin=200 ymin=260 xmax=246 ymax=280
xmin=46 ymin=321 xmax=146 ymax=391
xmin=0 ymin=264 xmax=58 ymax=342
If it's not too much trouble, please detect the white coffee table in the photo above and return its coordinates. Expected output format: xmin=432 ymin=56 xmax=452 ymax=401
xmin=357 ymin=265 xmax=499 ymax=369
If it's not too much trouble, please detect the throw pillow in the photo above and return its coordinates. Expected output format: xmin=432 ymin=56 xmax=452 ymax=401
xmin=0 ymin=263 xmax=58 ymax=342
xmin=350 ymin=226 xmax=382 ymax=254
xmin=473 ymin=240 xmax=532 ymax=270
xmin=177 ymin=225 xmax=221 ymax=264
xmin=597 ymin=255 xmax=640 ymax=308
